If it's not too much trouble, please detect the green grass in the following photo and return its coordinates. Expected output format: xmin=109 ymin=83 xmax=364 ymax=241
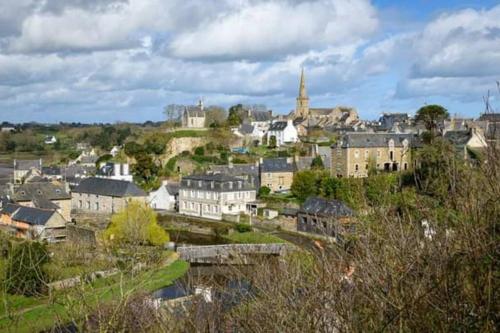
xmin=224 ymin=231 xmax=287 ymax=244
xmin=169 ymin=129 xmax=208 ymax=138
xmin=0 ymin=260 xmax=189 ymax=333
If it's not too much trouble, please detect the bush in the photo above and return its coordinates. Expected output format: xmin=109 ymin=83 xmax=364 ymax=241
xmin=194 ymin=146 xmax=205 ymax=156
xmin=5 ymin=241 xmax=49 ymax=296
xmin=258 ymin=186 xmax=271 ymax=197
xmin=234 ymin=223 xmax=253 ymax=233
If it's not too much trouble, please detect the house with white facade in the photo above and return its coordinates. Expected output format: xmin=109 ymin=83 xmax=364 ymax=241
xmin=267 ymin=119 xmax=299 ymax=146
xmin=148 ymin=181 xmax=179 ymax=211
xmin=97 ymin=162 xmax=133 ymax=182
xmin=179 ymin=174 xmax=256 ymax=221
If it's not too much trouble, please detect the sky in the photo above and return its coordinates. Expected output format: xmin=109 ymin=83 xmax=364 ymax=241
xmin=0 ymin=0 xmax=499 ymax=123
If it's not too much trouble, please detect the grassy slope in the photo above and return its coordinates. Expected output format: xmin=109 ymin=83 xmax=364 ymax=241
xmin=0 ymin=260 xmax=189 ymax=333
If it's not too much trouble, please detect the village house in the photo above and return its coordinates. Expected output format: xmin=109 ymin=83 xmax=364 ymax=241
xmin=260 ymin=157 xmax=296 ymax=193
xmin=444 ymin=128 xmax=488 ymax=160
xmin=44 ymin=135 xmax=57 ymax=145
xmin=208 ymin=160 xmax=260 ymax=188
xmin=233 ymin=123 xmax=266 ymax=145
xmin=297 ymin=196 xmax=355 ymax=242
xmin=148 ymin=181 xmax=179 ymax=211
xmin=71 ymin=177 xmax=147 ymax=214
xmin=10 ymin=182 xmax=72 ymax=221
xmin=13 ymin=159 xmax=43 ymax=184
xmin=0 ymin=203 xmax=66 ymax=242
xmin=70 ymin=149 xmax=98 ymax=167
xmin=179 ymin=174 xmax=256 ymax=221
xmin=182 ymin=101 xmax=206 ymax=128
xmin=331 ymin=133 xmax=418 ymax=178
xmin=97 ymin=162 xmax=133 ymax=182
xmin=267 ymin=119 xmax=299 ymax=146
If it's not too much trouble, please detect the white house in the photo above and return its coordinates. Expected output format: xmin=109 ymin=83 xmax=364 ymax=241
xmin=148 ymin=181 xmax=179 ymax=211
xmin=110 ymin=146 xmax=121 ymax=157
xmin=44 ymin=136 xmax=57 ymax=145
xmin=267 ymin=119 xmax=299 ymax=146
xmin=179 ymin=174 xmax=256 ymax=221
xmin=97 ymin=162 xmax=133 ymax=182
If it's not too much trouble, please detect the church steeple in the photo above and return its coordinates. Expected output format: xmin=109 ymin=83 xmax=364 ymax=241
xmin=295 ymin=68 xmax=309 ymax=118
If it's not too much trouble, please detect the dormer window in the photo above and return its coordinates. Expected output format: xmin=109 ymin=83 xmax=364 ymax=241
xmin=37 ymin=190 xmax=42 ymax=195
xmin=229 ymin=182 xmax=233 ymax=189
xmin=187 ymin=180 xmax=191 ymax=186
xmin=198 ymin=181 xmax=202 ymax=187
xmin=238 ymin=181 xmax=242 ymax=189
xmin=210 ymin=181 xmax=214 ymax=189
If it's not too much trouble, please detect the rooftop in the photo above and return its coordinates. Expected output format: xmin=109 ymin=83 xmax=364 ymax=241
xmin=300 ymin=197 xmax=354 ymax=217
xmin=73 ymin=177 xmax=146 ymax=197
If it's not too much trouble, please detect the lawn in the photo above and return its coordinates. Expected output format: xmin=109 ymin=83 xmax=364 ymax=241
xmin=0 ymin=260 xmax=189 ymax=332
xmin=224 ymin=231 xmax=287 ymax=244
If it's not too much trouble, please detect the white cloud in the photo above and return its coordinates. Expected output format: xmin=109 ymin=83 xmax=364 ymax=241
xmin=169 ymin=0 xmax=378 ymax=60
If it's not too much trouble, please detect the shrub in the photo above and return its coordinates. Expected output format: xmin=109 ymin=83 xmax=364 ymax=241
xmin=5 ymin=241 xmax=49 ymax=296
xmin=234 ymin=223 xmax=253 ymax=233
xmin=258 ymin=186 xmax=271 ymax=197
xmin=194 ymin=146 xmax=205 ymax=156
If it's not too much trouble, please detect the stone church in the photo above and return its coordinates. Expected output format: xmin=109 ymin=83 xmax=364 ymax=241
xmin=291 ymin=69 xmax=359 ymax=135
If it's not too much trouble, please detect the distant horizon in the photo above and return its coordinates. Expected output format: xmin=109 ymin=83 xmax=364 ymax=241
xmin=0 ymin=0 xmax=499 ymax=123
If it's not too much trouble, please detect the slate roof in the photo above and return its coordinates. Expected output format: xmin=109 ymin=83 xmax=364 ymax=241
xmin=335 ymin=133 xmax=417 ymax=148
xmin=73 ymin=177 xmax=146 ymax=197
xmin=185 ymin=106 xmax=205 ymax=118
xmin=261 ymin=158 xmax=295 ymax=173
xmin=209 ymin=163 xmax=260 ymax=187
xmin=296 ymin=157 xmax=314 ymax=171
xmin=239 ymin=123 xmax=255 ymax=135
xmin=300 ymin=197 xmax=354 ymax=217
xmin=1 ymin=204 xmax=56 ymax=226
xmin=444 ymin=130 xmax=471 ymax=146
xmin=42 ymin=166 xmax=62 ymax=176
xmin=180 ymin=174 xmax=255 ymax=192
xmin=478 ymin=113 xmax=500 ymax=122
xmin=12 ymin=182 xmax=70 ymax=202
xmin=269 ymin=121 xmax=288 ymax=131
xmin=165 ymin=182 xmax=180 ymax=195
xmin=14 ymin=159 xmax=42 ymax=171
xmin=249 ymin=110 xmax=272 ymax=122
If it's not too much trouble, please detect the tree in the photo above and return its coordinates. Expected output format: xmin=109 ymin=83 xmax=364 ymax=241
xmin=103 ymin=201 xmax=169 ymax=246
xmin=311 ymin=156 xmax=324 ymax=170
xmin=415 ymin=104 xmax=449 ymax=141
xmin=205 ymin=106 xmax=227 ymax=127
xmin=291 ymin=170 xmax=320 ymax=202
xmin=268 ymin=135 xmax=277 ymax=149
xmin=5 ymin=241 xmax=49 ymax=296
xmin=124 ymin=142 xmax=144 ymax=157
xmin=227 ymin=104 xmax=244 ymax=126
xmin=131 ymin=153 xmax=160 ymax=191
xmin=258 ymin=186 xmax=271 ymax=197
xmin=144 ymin=133 xmax=167 ymax=156
xmin=163 ymin=104 xmax=184 ymax=127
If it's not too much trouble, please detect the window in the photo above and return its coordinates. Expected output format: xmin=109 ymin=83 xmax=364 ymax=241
xmin=79 ymin=200 xmax=82 ymax=208
xmin=404 ymin=163 xmax=408 ymax=170
xmin=355 ymin=164 xmax=359 ymax=172
xmin=377 ymin=150 xmax=381 ymax=157
xmin=278 ymin=176 xmax=284 ymax=185
xmin=354 ymin=150 xmax=359 ymax=159
xmin=87 ymin=201 xmax=91 ymax=209
xmin=390 ymin=151 xmax=394 ymax=161
xmin=365 ymin=164 xmax=369 ymax=170
xmin=229 ymin=182 xmax=233 ymax=189
xmin=95 ymin=202 xmax=99 ymax=211
xmin=365 ymin=150 xmax=369 ymax=159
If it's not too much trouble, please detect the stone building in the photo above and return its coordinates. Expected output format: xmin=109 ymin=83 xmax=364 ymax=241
xmin=293 ymin=69 xmax=359 ymax=135
xmin=331 ymin=133 xmax=418 ymax=178
xmin=444 ymin=128 xmax=488 ymax=160
xmin=13 ymin=159 xmax=42 ymax=184
xmin=260 ymin=157 xmax=296 ymax=193
xmin=179 ymin=174 xmax=256 ymax=221
xmin=10 ymin=182 xmax=71 ymax=221
xmin=0 ymin=203 xmax=66 ymax=242
xmin=71 ymin=177 xmax=147 ymax=215
xmin=297 ymin=196 xmax=355 ymax=242
xmin=182 ymin=100 xmax=206 ymax=128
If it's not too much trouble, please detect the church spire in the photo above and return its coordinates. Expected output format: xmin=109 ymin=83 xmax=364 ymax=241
xmin=295 ymin=68 xmax=309 ymax=118
xmin=299 ymin=67 xmax=307 ymax=98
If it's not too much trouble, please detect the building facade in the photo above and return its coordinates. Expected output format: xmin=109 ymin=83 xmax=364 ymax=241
xmin=13 ymin=159 xmax=42 ymax=184
xmin=182 ymin=101 xmax=206 ymax=128
xmin=331 ymin=133 xmax=417 ymax=178
xmin=179 ymin=174 xmax=256 ymax=221
xmin=148 ymin=181 xmax=179 ymax=211
xmin=267 ymin=119 xmax=299 ymax=146
xmin=297 ymin=196 xmax=355 ymax=242
xmin=260 ymin=158 xmax=296 ymax=193
xmin=71 ymin=177 xmax=147 ymax=215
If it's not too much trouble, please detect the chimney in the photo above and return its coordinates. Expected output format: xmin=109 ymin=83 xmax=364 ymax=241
xmin=113 ymin=163 xmax=120 ymax=177
xmin=122 ymin=163 xmax=129 ymax=176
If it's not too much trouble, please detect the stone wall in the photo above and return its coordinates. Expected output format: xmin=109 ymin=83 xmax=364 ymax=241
xmin=163 ymin=137 xmax=206 ymax=162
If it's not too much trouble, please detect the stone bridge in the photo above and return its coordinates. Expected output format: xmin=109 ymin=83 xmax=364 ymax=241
xmin=177 ymin=243 xmax=294 ymax=264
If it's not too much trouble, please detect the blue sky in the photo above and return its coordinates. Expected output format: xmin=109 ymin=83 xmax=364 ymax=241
xmin=0 ymin=0 xmax=499 ymax=123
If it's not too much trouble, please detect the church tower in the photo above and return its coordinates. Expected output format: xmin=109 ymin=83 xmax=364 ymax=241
xmin=295 ymin=68 xmax=309 ymax=118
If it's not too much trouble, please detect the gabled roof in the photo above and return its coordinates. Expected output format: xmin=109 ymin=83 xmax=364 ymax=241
xmin=13 ymin=182 xmax=70 ymax=201
xmin=14 ymin=159 xmax=42 ymax=171
xmin=444 ymin=130 xmax=471 ymax=146
xmin=184 ymin=106 xmax=205 ymax=118
xmin=261 ymin=158 xmax=295 ymax=173
xmin=73 ymin=177 xmax=146 ymax=197
xmin=269 ymin=121 xmax=288 ymax=131
xmin=335 ymin=133 xmax=417 ymax=148
xmin=1 ymin=204 xmax=56 ymax=226
xmin=165 ymin=183 xmax=180 ymax=195
xmin=300 ymin=197 xmax=354 ymax=217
